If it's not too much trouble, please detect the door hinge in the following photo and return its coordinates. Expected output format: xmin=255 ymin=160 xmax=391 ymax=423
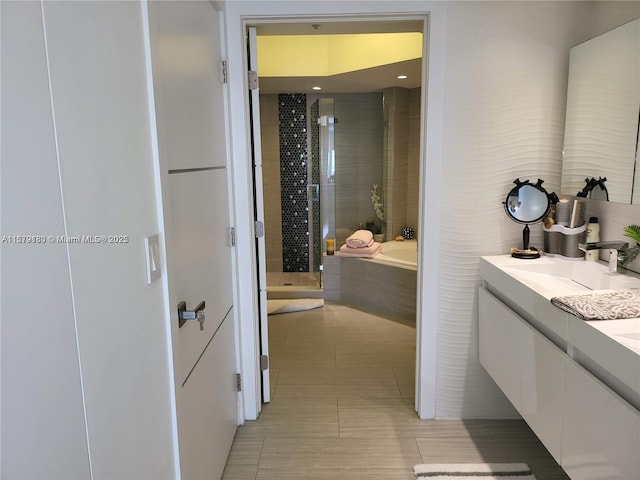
xmin=260 ymin=355 xmax=269 ymax=371
xmin=220 ymin=61 xmax=228 ymax=84
xmin=318 ymin=116 xmax=338 ymax=125
xmin=255 ymin=220 xmax=264 ymax=238
xmin=235 ymin=373 xmax=242 ymax=392
xmin=228 ymin=227 xmax=236 ymax=247
xmin=248 ymin=70 xmax=258 ymax=90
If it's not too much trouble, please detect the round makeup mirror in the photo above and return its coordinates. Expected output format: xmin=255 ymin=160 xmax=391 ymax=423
xmin=504 ymin=178 xmax=556 ymax=259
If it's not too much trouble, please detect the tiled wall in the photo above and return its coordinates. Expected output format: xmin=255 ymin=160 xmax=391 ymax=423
xmin=262 ymin=92 xmax=401 ymax=274
xmin=384 ymin=87 xmax=409 ymax=240
xmin=333 ymin=93 xmax=384 ymax=246
xmin=383 ymin=87 xmax=421 ymax=240
xmin=584 ymin=199 xmax=640 ymax=274
xmin=278 ymin=93 xmax=309 ymax=272
xmin=407 ymin=88 xmax=421 ymax=232
xmin=341 ymin=258 xmax=417 ymax=322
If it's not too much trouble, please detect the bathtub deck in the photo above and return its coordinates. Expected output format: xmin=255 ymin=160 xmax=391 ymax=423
xmin=340 ymin=256 xmax=417 ymax=323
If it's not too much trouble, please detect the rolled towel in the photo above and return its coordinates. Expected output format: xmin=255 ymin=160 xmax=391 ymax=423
xmin=339 ymin=241 xmax=381 ymax=257
xmin=346 ymin=229 xmax=374 ymax=248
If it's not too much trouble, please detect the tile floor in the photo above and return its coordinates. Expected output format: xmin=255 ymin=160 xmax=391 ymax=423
xmin=221 ymin=303 xmax=569 ymax=480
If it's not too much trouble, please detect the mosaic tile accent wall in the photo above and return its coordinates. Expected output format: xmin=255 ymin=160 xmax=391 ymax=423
xmin=279 ymin=94 xmax=309 ymax=272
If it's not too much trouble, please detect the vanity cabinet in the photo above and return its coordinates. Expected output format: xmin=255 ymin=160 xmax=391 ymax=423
xmin=562 ymin=358 xmax=640 ymax=480
xmin=479 ymin=257 xmax=640 ymax=480
xmin=479 ymin=287 xmax=563 ymax=462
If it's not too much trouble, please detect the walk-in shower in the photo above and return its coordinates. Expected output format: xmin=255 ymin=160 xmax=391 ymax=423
xmin=262 ymin=93 xmax=389 ymax=292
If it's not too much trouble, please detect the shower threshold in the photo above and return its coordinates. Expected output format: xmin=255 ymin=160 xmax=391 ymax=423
xmin=267 ymin=286 xmax=324 ymax=300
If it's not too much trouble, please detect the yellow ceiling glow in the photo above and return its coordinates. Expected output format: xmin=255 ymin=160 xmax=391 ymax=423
xmin=257 ymin=33 xmax=422 ymax=78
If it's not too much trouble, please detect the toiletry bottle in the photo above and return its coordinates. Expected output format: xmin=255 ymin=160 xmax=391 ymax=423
xmin=585 ymin=217 xmax=599 ymax=261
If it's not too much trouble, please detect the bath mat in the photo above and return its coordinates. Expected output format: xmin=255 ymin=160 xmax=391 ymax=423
xmin=267 ymin=298 xmax=324 ymax=315
xmin=414 ymin=463 xmax=535 ymax=479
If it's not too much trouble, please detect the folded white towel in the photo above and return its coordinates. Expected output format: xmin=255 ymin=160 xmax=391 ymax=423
xmin=346 ymin=229 xmax=374 ymax=248
xmin=339 ymin=242 xmax=381 ymax=257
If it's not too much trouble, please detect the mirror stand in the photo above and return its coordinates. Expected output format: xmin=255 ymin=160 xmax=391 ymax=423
xmin=504 ymin=178 xmax=556 ymax=260
xmin=512 ymin=225 xmax=540 ymax=259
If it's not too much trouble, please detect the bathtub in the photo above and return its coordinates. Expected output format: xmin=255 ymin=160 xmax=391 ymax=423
xmin=368 ymin=240 xmax=417 ymax=270
xmin=337 ymin=240 xmax=417 ymax=321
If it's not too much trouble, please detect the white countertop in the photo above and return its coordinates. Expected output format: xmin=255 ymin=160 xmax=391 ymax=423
xmin=481 ymin=255 xmax=640 ymax=406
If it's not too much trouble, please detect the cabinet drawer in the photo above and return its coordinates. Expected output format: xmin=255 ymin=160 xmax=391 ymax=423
xmin=479 ymin=287 xmax=563 ymax=462
xmin=520 ymin=322 xmax=564 ymax=463
xmin=479 ymin=287 xmax=524 ymax=410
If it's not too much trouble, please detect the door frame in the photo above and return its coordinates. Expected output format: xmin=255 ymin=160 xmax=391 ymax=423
xmin=226 ymin=6 xmax=447 ymax=421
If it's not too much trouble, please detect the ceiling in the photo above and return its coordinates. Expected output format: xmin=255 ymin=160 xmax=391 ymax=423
xmin=255 ymin=20 xmax=423 ymax=94
xmin=255 ymin=20 xmax=424 ymax=36
xmin=258 ymin=58 xmax=422 ymax=94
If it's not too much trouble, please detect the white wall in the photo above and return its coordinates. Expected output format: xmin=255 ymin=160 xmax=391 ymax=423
xmin=1 ymin=2 xmax=178 ymax=477
xmin=434 ymin=1 xmax=597 ymax=417
xmin=1 ymin=2 xmax=91 ymax=476
xmin=410 ymin=0 xmax=640 ymax=418
xmin=224 ymin=0 xmax=640 ymax=420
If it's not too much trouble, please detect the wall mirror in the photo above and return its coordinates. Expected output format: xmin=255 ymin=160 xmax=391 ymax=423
xmin=560 ymin=17 xmax=640 ymax=205
xmin=576 ymin=176 xmax=609 ymax=201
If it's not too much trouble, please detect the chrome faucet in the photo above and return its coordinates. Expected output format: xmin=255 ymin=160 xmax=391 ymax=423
xmin=578 ymin=241 xmax=629 ymax=273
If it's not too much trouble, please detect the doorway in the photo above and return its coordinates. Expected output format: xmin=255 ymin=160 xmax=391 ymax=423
xmin=250 ymin=18 xmax=425 ymax=409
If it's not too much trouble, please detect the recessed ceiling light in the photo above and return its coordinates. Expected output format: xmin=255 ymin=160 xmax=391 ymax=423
xmin=312 ymin=86 xmax=322 ymax=91
xmin=397 ymin=75 xmax=408 ymax=80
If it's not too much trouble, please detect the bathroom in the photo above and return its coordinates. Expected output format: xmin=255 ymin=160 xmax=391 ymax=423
xmin=258 ymin=30 xmax=422 ymax=320
xmin=227 ymin=1 xmax=640 ymax=423
xmin=6 ymin=2 xmax=640 ymax=479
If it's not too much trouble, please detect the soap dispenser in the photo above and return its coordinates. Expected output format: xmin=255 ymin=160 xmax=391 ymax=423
xmin=585 ymin=217 xmax=600 ymax=261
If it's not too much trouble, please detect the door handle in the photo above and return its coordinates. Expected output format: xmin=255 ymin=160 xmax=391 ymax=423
xmin=178 ymin=300 xmax=206 ymax=330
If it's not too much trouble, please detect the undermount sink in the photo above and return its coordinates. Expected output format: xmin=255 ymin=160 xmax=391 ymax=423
xmin=504 ymin=259 xmax=640 ymax=293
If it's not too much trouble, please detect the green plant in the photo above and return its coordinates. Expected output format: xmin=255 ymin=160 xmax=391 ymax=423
xmin=624 ymin=224 xmax=640 ymax=245
xmin=370 ymin=184 xmax=384 ymax=222
xmin=619 ymin=224 xmax=640 ymax=266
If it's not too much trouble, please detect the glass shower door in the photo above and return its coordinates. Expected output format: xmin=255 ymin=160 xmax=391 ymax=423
xmin=308 ymin=100 xmax=322 ymax=288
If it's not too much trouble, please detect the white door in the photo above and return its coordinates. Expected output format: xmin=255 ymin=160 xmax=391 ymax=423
xmin=248 ymin=27 xmax=271 ymax=404
xmin=147 ymin=2 xmax=237 ymax=479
